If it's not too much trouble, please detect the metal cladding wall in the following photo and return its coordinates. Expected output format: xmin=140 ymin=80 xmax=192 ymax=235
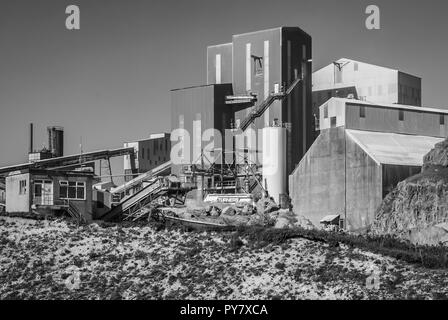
xmin=398 ymin=72 xmax=422 ymax=106
xmin=231 ymin=27 xmax=313 ymax=177
xmin=233 ymin=28 xmax=282 ymax=131
xmin=170 ymin=84 xmax=234 ymax=175
xmin=207 ymin=43 xmax=233 ymax=85
xmin=282 ymin=27 xmax=313 ymax=177
xmin=345 ymin=103 xmax=448 ymax=138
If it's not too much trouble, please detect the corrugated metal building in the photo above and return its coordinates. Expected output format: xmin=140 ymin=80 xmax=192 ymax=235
xmin=170 ymin=83 xmax=236 ymax=176
xmin=123 ymin=133 xmax=171 ymax=181
xmin=312 ymin=58 xmax=422 ymax=140
xmin=194 ymin=27 xmax=313 ymax=180
xmin=289 ymin=98 xmax=448 ymax=232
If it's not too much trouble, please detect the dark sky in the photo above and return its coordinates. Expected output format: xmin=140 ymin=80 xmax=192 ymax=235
xmin=1 ymin=0 xmax=447 ymax=168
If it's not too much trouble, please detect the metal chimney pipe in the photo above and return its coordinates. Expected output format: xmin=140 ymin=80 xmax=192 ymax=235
xmin=29 ymin=123 xmax=34 ymax=153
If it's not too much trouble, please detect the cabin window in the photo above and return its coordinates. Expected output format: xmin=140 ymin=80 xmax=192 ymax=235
xmin=19 ymin=180 xmax=27 ymax=195
xmin=330 ymin=117 xmax=337 ymax=128
xmin=34 ymin=183 xmax=42 ymax=197
xmin=59 ymin=181 xmax=86 ymax=200
xmin=440 ymin=114 xmax=445 ymax=125
xmin=360 ymin=106 xmax=366 ymax=118
xmin=399 ymin=110 xmax=404 ymax=121
xmin=323 ymin=105 xmax=328 ymax=119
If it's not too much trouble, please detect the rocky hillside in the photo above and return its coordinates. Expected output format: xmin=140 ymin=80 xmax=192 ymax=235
xmin=372 ymin=139 xmax=448 ymax=245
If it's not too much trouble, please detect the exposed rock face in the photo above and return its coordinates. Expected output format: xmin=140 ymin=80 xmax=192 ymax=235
xmin=372 ymin=139 xmax=448 ymax=244
xmin=274 ymin=210 xmax=315 ymax=230
xmin=423 ymin=140 xmax=448 ymax=170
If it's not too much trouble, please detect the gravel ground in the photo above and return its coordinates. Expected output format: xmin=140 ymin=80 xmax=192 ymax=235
xmin=1 ymin=216 xmax=448 ymax=300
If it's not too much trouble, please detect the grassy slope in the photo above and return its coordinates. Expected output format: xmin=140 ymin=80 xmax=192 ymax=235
xmin=1 ymin=217 xmax=448 ymax=300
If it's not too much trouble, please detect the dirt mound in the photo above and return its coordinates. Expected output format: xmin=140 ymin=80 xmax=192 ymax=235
xmin=372 ymin=139 xmax=448 ymax=244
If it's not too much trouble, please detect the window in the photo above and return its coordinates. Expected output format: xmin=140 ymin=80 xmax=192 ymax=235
xmin=19 ymin=180 xmax=27 ymax=195
xmin=142 ymin=148 xmax=145 ymax=160
xmin=399 ymin=110 xmax=404 ymax=121
xmin=34 ymin=183 xmax=42 ymax=197
xmin=323 ymin=105 xmax=328 ymax=118
xmin=330 ymin=117 xmax=337 ymax=128
xmin=354 ymin=62 xmax=358 ymax=71
xmin=360 ymin=106 xmax=366 ymax=118
xmin=59 ymin=181 xmax=86 ymax=200
xmin=440 ymin=114 xmax=445 ymax=125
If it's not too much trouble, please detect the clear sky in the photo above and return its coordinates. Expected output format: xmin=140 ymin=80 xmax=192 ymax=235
xmin=1 ymin=0 xmax=447 ymax=170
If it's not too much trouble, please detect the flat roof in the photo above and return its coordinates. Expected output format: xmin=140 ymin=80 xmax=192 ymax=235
xmin=328 ymin=97 xmax=448 ymax=114
xmin=170 ymin=83 xmax=232 ymax=92
xmin=124 ymin=133 xmax=170 ymax=144
xmin=7 ymin=168 xmax=95 ymax=178
xmin=207 ymin=42 xmax=232 ymax=49
xmin=346 ymin=129 xmax=444 ymax=166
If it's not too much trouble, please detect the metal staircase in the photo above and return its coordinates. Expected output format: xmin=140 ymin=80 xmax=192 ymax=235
xmin=239 ymin=77 xmax=303 ymax=131
xmin=64 ymin=200 xmax=86 ymax=224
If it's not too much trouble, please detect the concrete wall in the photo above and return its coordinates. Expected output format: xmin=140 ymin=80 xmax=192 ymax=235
xmin=289 ymin=126 xmax=384 ymax=232
xmin=289 ymin=127 xmax=346 ymax=227
xmin=207 ymin=43 xmax=233 ymax=85
xmin=345 ymin=135 xmax=382 ymax=232
xmin=6 ymin=173 xmax=30 ymax=213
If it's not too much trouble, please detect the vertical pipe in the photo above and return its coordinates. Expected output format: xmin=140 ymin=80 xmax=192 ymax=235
xmin=29 ymin=123 xmax=34 ymax=153
xmin=245 ymin=43 xmax=251 ymax=92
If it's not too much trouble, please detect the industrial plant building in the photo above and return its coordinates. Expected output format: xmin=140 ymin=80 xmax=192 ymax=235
xmin=289 ymin=97 xmax=448 ymax=232
xmin=1 ymin=25 xmax=447 ymax=234
xmin=28 ymin=124 xmax=65 ymax=162
xmin=123 ymin=133 xmax=171 ymax=181
xmin=172 ymin=27 xmax=313 ymax=202
xmin=311 ymin=58 xmax=422 ymax=138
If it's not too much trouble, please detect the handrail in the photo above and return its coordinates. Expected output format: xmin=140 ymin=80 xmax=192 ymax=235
xmin=239 ymin=77 xmax=303 ymax=131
